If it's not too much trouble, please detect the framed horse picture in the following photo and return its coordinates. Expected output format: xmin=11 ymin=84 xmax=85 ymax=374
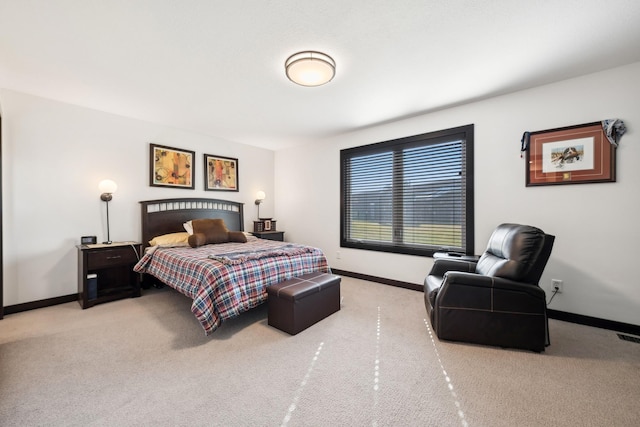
xmin=526 ymin=122 xmax=616 ymax=186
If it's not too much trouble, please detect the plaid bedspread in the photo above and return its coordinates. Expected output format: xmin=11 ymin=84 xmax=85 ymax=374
xmin=133 ymin=238 xmax=330 ymax=334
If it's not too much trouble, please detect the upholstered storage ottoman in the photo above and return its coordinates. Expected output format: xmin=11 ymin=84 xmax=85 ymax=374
xmin=267 ymin=272 xmax=341 ymax=335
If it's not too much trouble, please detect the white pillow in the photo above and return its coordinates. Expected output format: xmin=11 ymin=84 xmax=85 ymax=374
xmin=183 ymin=221 xmax=193 ymax=235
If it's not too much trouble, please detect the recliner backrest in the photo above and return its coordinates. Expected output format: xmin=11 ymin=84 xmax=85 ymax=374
xmin=525 ymin=233 xmax=555 ymax=285
xmin=475 ymin=223 xmax=548 ymax=282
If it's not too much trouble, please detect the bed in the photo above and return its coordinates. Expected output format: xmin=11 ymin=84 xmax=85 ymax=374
xmin=133 ymin=198 xmax=330 ymax=334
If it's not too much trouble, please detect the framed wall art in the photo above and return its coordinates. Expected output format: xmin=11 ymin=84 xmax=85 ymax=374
xmin=526 ymin=122 xmax=616 ymax=186
xmin=204 ymin=154 xmax=239 ymax=191
xmin=150 ymin=144 xmax=195 ymax=189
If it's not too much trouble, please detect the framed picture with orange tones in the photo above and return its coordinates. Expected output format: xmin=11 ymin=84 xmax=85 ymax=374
xmin=150 ymin=143 xmax=195 ymax=189
xmin=204 ymin=154 xmax=239 ymax=192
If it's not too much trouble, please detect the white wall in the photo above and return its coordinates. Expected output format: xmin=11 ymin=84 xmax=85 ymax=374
xmin=0 ymin=89 xmax=274 ymax=306
xmin=275 ymin=62 xmax=640 ymax=326
xmin=2 ymin=63 xmax=639 ymax=326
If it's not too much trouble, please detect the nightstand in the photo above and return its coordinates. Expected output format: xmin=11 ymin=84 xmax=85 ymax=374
xmin=252 ymin=231 xmax=285 ymax=241
xmin=77 ymin=242 xmax=142 ymax=309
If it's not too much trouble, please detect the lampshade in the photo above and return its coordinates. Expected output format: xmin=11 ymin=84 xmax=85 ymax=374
xmin=255 ymin=191 xmax=266 ymax=203
xmin=285 ymin=51 xmax=335 ymax=87
xmin=98 ymin=179 xmax=118 ymax=194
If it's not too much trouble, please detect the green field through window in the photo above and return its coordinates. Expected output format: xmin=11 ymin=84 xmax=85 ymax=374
xmin=350 ymin=221 xmax=462 ymax=247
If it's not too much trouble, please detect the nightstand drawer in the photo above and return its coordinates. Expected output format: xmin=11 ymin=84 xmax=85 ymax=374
xmin=87 ymin=247 xmax=138 ymax=269
xmin=253 ymin=231 xmax=285 ymax=241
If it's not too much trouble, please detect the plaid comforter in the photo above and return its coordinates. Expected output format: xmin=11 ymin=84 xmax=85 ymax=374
xmin=133 ymin=238 xmax=330 ymax=334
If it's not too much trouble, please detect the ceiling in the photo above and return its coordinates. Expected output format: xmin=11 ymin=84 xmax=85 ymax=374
xmin=1 ymin=1 xmax=640 ymax=151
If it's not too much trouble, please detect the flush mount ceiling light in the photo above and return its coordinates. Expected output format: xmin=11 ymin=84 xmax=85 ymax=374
xmin=285 ymin=51 xmax=336 ymax=87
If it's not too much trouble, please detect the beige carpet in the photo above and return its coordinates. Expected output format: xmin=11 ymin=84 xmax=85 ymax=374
xmin=1 ymin=277 xmax=638 ymax=426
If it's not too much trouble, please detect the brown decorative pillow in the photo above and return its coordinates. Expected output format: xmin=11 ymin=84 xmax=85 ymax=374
xmin=188 ymin=233 xmax=208 ymax=248
xmin=186 ymin=219 xmax=248 ymax=247
xmin=228 ymin=231 xmax=247 ymax=243
xmin=192 ymin=219 xmax=229 ymax=244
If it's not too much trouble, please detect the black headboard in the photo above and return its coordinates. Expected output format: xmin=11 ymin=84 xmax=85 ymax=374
xmin=140 ymin=198 xmax=244 ymax=247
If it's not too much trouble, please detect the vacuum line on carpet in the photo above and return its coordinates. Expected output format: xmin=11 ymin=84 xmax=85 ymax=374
xmin=372 ymin=306 xmax=382 ymax=427
xmin=280 ymin=341 xmax=325 ymax=427
xmin=424 ymin=319 xmax=469 ymax=427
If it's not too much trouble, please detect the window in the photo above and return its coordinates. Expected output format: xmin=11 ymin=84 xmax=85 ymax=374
xmin=340 ymin=124 xmax=474 ymax=257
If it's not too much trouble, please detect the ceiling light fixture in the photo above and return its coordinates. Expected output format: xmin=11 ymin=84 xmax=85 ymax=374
xmin=285 ymin=51 xmax=336 ymax=87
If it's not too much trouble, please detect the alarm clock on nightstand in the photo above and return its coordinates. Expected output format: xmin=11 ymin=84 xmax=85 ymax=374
xmin=81 ymin=236 xmax=97 ymax=245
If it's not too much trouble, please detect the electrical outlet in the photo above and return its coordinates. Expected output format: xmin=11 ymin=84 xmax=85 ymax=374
xmin=336 ymin=251 xmax=341 ymax=260
xmin=551 ymin=279 xmax=563 ymax=293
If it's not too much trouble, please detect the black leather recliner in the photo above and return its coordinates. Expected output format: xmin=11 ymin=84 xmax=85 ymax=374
xmin=424 ymin=223 xmax=555 ymax=352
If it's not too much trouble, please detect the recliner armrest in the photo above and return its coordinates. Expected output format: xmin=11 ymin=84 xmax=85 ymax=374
xmin=437 ymin=272 xmax=546 ymax=313
xmin=442 ymin=272 xmax=545 ymax=296
xmin=429 ymin=258 xmax=477 ymax=277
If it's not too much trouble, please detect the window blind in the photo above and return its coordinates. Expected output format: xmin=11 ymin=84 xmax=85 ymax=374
xmin=341 ymin=124 xmax=474 ymax=257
